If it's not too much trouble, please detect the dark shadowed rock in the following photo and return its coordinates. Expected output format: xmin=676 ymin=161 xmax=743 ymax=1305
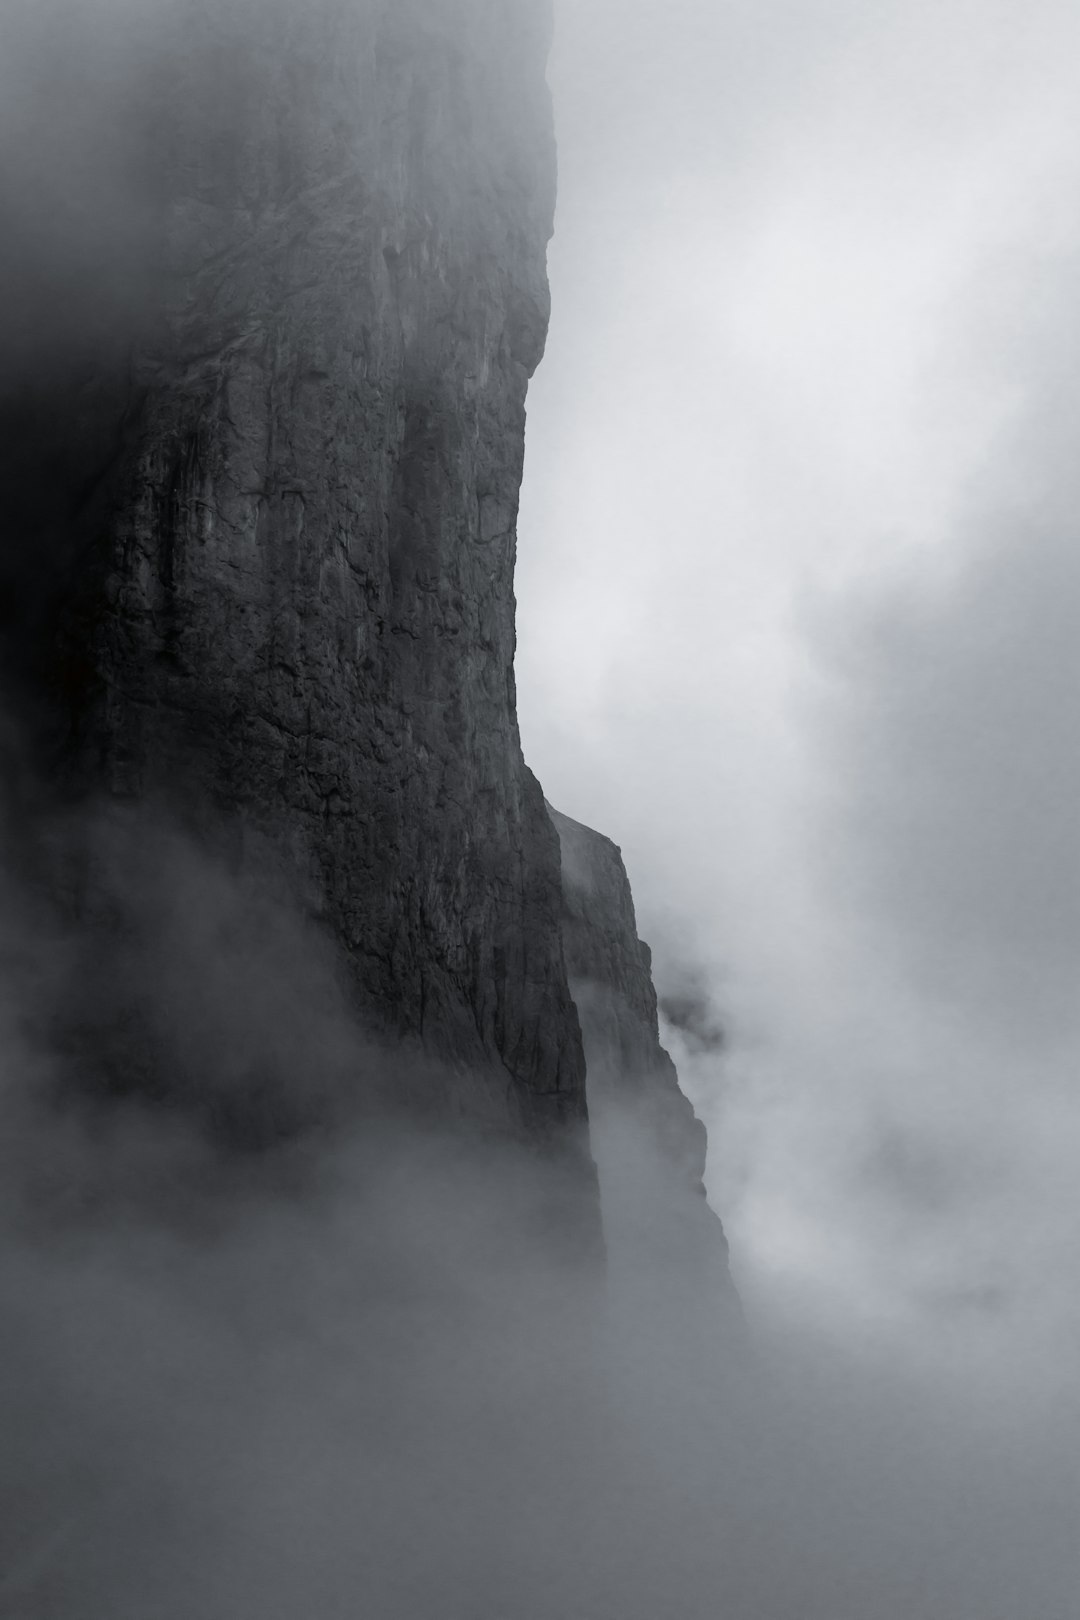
xmin=0 ymin=1 xmax=730 ymax=1293
xmin=0 ymin=0 xmax=588 ymax=1143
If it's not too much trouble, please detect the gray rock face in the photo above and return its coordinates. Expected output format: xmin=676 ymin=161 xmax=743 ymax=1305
xmin=2 ymin=2 xmax=730 ymax=1296
xmin=550 ymin=807 xmax=732 ymax=1279
xmin=1 ymin=0 xmax=586 ymax=1135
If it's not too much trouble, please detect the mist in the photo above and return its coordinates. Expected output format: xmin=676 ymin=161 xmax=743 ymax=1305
xmin=520 ymin=0 xmax=1080 ymax=1333
xmin=1 ymin=0 xmax=1079 ymax=1615
xmin=1 ymin=812 xmax=1074 ymax=1618
xmin=518 ymin=0 xmax=1080 ymax=1606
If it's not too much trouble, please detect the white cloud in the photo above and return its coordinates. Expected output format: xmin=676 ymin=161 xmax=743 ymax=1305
xmin=519 ymin=0 xmax=1080 ymax=1407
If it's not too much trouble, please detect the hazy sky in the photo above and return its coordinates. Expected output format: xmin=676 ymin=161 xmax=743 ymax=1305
xmin=518 ymin=0 xmax=1080 ymax=1395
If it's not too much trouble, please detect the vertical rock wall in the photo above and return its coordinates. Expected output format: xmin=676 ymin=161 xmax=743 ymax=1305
xmin=0 ymin=0 xmax=585 ymax=1135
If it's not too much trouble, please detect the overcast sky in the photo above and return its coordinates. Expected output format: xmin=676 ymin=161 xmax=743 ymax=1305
xmin=517 ymin=0 xmax=1080 ymax=1398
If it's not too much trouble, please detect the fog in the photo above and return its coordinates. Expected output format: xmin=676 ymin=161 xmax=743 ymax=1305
xmin=518 ymin=0 xmax=1080 ymax=1551
xmin=1 ymin=813 xmax=1074 ymax=1617
xmin=2 ymin=0 xmax=1078 ymax=1615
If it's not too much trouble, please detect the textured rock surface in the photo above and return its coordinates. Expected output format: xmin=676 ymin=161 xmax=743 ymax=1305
xmin=1 ymin=0 xmax=586 ymax=1135
xmin=550 ymin=807 xmax=731 ymax=1275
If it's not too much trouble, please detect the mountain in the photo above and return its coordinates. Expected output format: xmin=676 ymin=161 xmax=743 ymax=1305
xmin=0 ymin=0 xmax=724 ymax=1268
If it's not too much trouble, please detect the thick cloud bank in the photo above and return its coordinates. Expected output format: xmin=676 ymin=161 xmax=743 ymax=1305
xmin=520 ymin=0 xmax=1080 ymax=1357
xmin=516 ymin=0 xmax=1080 ymax=1611
xmin=0 ymin=816 xmax=1074 ymax=1618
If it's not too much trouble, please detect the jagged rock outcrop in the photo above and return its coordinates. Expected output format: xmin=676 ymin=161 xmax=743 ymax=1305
xmin=0 ymin=0 xmax=585 ymax=1137
xmin=551 ymin=807 xmax=732 ymax=1282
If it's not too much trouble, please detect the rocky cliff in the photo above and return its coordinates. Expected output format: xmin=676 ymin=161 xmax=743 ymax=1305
xmin=0 ymin=0 xmax=726 ymax=1270
xmin=2 ymin=0 xmax=586 ymax=1138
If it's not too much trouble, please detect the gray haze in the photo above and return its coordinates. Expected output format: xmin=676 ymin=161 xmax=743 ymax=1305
xmin=0 ymin=817 xmax=1075 ymax=1617
xmin=520 ymin=0 xmax=1080 ymax=1374
xmin=2 ymin=808 xmax=1069 ymax=1618
xmin=517 ymin=0 xmax=1080 ymax=1598
xmin=518 ymin=0 xmax=1080 ymax=1360
xmin=2 ymin=0 xmax=1079 ymax=1615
